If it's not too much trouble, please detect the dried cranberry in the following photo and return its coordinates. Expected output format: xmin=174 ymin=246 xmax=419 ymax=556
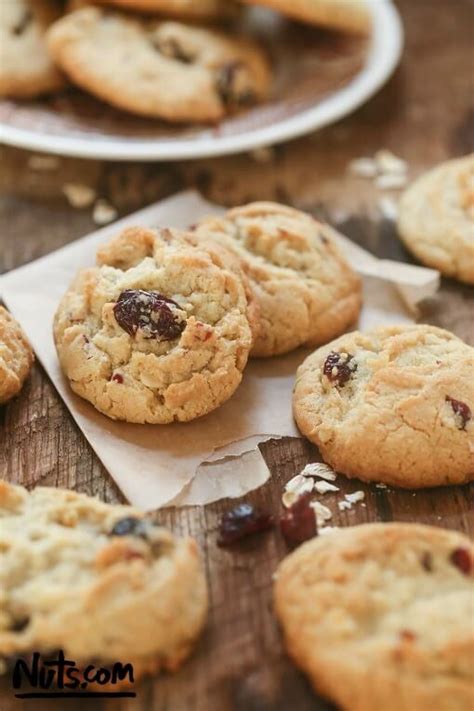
xmin=450 ymin=547 xmax=472 ymax=575
xmin=421 ymin=551 xmax=433 ymax=572
xmin=217 ymin=503 xmax=274 ymax=546
xmin=446 ymin=396 xmax=471 ymax=431
xmin=280 ymin=492 xmax=317 ymax=546
xmin=110 ymin=517 xmax=148 ymax=538
xmin=111 ymin=373 xmax=124 ymax=384
xmin=399 ymin=629 xmax=416 ymax=642
xmin=114 ymin=289 xmax=185 ymax=340
xmin=323 ymin=351 xmax=357 ymax=387
xmin=216 ymin=62 xmax=256 ymax=107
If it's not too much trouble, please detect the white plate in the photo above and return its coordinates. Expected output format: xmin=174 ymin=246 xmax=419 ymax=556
xmin=0 ymin=1 xmax=403 ymax=161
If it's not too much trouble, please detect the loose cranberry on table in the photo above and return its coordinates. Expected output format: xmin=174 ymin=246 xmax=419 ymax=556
xmin=280 ymin=492 xmax=317 ymax=546
xmin=217 ymin=503 xmax=274 ymax=546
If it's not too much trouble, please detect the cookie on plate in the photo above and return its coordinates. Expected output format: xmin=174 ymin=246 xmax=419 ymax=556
xmin=398 ymin=155 xmax=474 ymax=285
xmin=69 ymin=0 xmax=238 ymax=20
xmin=193 ymin=202 xmax=362 ymax=357
xmin=274 ymin=522 xmax=474 ymax=711
xmin=0 ymin=0 xmax=64 ymax=98
xmin=54 ymin=226 xmax=254 ymax=424
xmin=293 ymin=324 xmax=474 ymax=488
xmin=241 ymin=0 xmax=371 ymax=35
xmin=47 ymin=8 xmax=271 ymax=122
xmin=0 ymin=481 xmax=208 ymax=680
xmin=0 ymin=306 xmax=34 ymax=404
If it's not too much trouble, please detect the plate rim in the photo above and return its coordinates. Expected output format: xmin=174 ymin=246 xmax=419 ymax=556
xmin=0 ymin=0 xmax=403 ymax=162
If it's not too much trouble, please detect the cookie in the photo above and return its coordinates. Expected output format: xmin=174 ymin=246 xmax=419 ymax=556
xmin=54 ymin=226 xmax=254 ymax=424
xmin=274 ymin=522 xmax=474 ymax=711
xmin=0 ymin=0 xmax=64 ymax=98
xmin=241 ymin=0 xmax=371 ymax=35
xmin=47 ymin=8 xmax=271 ymax=122
xmin=193 ymin=202 xmax=362 ymax=358
xmin=69 ymin=0 xmax=238 ymax=20
xmin=293 ymin=324 xmax=474 ymax=488
xmin=0 ymin=481 xmax=208 ymax=680
xmin=398 ymin=155 xmax=474 ymax=285
xmin=0 ymin=307 xmax=34 ymax=405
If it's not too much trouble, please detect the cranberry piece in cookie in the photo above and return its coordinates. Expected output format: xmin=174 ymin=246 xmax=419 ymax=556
xmin=446 ymin=396 xmax=471 ymax=430
xmin=450 ymin=547 xmax=472 ymax=575
xmin=114 ymin=289 xmax=186 ymax=340
xmin=323 ymin=351 xmax=357 ymax=387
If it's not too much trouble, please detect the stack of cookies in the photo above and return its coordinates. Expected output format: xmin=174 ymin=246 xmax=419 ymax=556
xmin=52 ymin=202 xmax=363 ymax=422
xmin=0 ymin=0 xmax=371 ymax=122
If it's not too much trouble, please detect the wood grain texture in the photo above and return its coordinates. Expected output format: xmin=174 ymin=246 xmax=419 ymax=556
xmin=0 ymin=1 xmax=473 ymax=709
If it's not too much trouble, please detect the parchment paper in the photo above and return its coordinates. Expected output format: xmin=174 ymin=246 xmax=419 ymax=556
xmin=0 ymin=191 xmax=439 ymax=510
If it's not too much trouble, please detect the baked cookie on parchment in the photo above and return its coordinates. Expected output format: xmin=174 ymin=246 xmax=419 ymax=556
xmin=293 ymin=324 xmax=474 ymax=488
xmin=47 ymin=8 xmax=271 ymax=122
xmin=274 ymin=522 xmax=474 ymax=711
xmin=193 ymin=202 xmax=362 ymax=357
xmin=0 ymin=0 xmax=64 ymax=98
xmin=241 ymin=0 xmax=371 ymax=35
xmin=398 ymin=155 xmax=474 ymax=285
xmin=0 ymin=481 xmax=208 ymax=680
xmin=0 ymin=306 xmax=34 ymax=404
xmin=54 ymin=226 xmax=254 ymax=424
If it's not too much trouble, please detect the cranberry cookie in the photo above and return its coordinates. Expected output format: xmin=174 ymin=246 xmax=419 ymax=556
xmin=69 ymin=0 xmax=238 ymax=20
xmin=0 ymin=0 xmax=64 ymax=98
xmin=293 ymin=324 xmax=474 ymax=488
xmin=54 ymin=226 xmax=254 ymax=423
xmin=274 ymin=523 xmax=474 ymax=711
xmin=398 ymin=155 xmax=474 ymax=284
xmin=241 ymin=0 xmax=371 ymax=34
xmin=0 ymin=307 xmax=34 ymax=404
xmin=47 ymin=8 xmax=270 ymax=122
xmin=0 ymin=481 xmax=208 ymax=680
xmin=193 ymin=202 xmax=362 ymax=357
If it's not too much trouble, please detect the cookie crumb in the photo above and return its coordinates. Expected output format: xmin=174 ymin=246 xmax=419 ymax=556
xmin=250 ymin=146 xmax=275 ymax=163
xmin=348 ymin=157 xmax=378 ymax=178
xmin=63 ymin=183 xmax=96 ymax=209
xmin=93 ymin=199 xmax=118 ymax=225
xmin=375 ymin=173 xmax=408 ymax=190
xmin=345 ymin=491 xmax=365 ymax=504
xmin=374 ymin=149 xmax=407 ymax=175
xmin=378 ymin=196 xmax=399 ymax=220
xmin=282 ymin=474 xmax=314 ymax=508
xmin=28 ymin=154 xmax=59 ymax=171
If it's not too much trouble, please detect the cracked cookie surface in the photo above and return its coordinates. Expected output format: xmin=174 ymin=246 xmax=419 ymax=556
xmin=54 ymin=226 xmax=254 ymax=423
xmin=0 ymin=481 xmax=208 ymax=679
xmin=398 ymin=155 xmax=474 ymax=285
xmin=194 ymin=202 xmax=362 ymax=357
xmin=274 ymin=522 xmax=474 ymax=711
xmin=293 ymin=324 xmax=474 ymax=487
xmin=0 ymin=0 xmax=64 ymax=98
xmin=47 ymin=8 xmax=270 ymax=122
xmin=0 ymin=307 xmax=34 ymax=404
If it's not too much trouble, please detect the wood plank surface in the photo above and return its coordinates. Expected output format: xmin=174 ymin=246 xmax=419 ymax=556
xmin=1 ymin=1 xmax=473 ymax=709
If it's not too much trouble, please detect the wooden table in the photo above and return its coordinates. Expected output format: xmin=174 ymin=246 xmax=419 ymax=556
xmin=1 ymin=1 xmax=473 ymax=708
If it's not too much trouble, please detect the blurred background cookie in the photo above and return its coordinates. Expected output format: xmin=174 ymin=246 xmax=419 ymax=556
xmin=0 ymin=306 xmax=34 ymax=404
xmin=274 ymin=523 xmax=474 ymax=711
xmin=241 ymin=0 xmax=371 ymax=34
xmin=193 ymin=202 xmax=362 ymax=357
xmin=0 ymin=481 xmax=208 ymax=681
xmin=398 ymin=155 xmax=474 ymax=285
xmin=47 ymin=7 xmax=271 ymax=122
xmin=0 ymin=0 xmax=65 ymax=98
xmin=69 ymin=0 xmax=239 ymax=20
